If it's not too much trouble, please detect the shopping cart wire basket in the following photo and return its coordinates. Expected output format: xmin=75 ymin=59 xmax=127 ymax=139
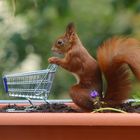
xmin=3 ymin=64 xmax=58 ymax=103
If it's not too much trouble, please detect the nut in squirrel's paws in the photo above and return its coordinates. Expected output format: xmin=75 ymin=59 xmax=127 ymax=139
xmin=48 ymin=57 xmax=60 ymax=64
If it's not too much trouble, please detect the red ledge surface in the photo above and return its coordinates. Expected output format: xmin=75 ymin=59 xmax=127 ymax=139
xmin=0 ymin=113 xmax=139 ymax=126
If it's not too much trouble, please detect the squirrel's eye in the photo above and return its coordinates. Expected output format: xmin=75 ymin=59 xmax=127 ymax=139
xmin=57 ymin=39 xmax=64 ymax=46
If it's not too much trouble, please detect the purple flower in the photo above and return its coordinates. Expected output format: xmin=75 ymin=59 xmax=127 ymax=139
xmin=90 ymin=90 xmax=99 ymax=98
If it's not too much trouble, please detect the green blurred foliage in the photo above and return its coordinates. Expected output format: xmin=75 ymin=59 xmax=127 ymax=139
xmin=0 ymin=0 xmax=140 ymax=99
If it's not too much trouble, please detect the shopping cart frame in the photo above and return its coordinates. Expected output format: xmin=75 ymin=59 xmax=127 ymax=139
xmin=3 ymin=64 xmax=58 ymax=105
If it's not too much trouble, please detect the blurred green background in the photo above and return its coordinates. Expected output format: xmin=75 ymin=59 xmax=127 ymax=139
xmin=0 ymin=0 xmax=140 ymax=100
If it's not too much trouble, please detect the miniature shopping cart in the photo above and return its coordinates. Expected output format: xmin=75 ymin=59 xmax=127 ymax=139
xmin=3 ymin=64 xmax=58 ymax=104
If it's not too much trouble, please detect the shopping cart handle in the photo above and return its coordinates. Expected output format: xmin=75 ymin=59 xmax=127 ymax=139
xmin=3 ymin=77 xmax=8 ymax=93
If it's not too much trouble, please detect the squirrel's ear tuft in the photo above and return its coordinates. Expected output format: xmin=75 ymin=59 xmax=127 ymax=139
xmin=66 ymin=22 xmax=75 ymax=37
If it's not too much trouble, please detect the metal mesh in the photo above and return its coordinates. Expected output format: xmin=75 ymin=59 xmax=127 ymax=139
xmin=3 ymin=64 xmax=58 ymax=100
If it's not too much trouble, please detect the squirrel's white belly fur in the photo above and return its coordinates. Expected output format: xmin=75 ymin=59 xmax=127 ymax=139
xmin=72 ymin=73 xmax=80 ymax=84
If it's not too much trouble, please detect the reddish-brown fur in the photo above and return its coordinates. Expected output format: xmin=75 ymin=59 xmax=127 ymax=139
xmin=48 ymin=23 xmax=140 ymax=111
xmin=97 ymin=37 xmax=140 ymax=106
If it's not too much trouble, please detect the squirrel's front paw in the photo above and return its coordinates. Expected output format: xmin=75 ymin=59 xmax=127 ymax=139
xmin=48 ymin=57 xmax=60 ymax=64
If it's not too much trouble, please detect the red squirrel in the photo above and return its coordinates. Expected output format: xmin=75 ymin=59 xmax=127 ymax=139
xmin=48 ymin=23 xmax=140 ymax=111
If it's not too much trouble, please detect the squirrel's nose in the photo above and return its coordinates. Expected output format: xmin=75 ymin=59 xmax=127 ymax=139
xmin=57 ymin=39 xmax=63 ymax=45
xmin=51 ymin=47 xmax=55 ymax=52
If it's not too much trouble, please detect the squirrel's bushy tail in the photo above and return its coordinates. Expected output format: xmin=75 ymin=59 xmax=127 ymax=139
xmin=97 ymin=37 xmax=140 ymax=105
